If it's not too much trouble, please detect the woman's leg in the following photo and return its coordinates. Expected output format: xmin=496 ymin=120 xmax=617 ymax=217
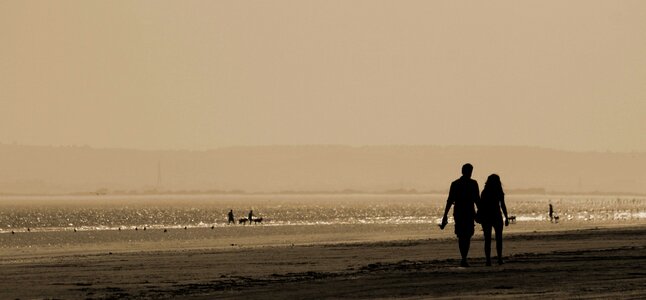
xmin=494 ymin=222 xmax=504 ymax=264
xmin=482 ymin=224 xmax=492 ymax=265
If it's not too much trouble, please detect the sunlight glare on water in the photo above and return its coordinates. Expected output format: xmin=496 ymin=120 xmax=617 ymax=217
xmin=0 ymin=194 xmax=644 ymax=233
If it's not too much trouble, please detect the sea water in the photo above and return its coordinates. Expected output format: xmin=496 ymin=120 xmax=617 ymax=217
xmin=1 ymin=194 xmax=644 ymax=233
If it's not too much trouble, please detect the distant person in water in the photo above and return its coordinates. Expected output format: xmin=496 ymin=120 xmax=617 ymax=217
xmin=441 ymin=163 xmax=480 ymax=267
xmin=478 ymin=174 xmax=509 ymax=266
xmin=228 ymin=209 xmax=235 ymax=224
xmin=549 ymin=203 xmax=554 ymax=222
xmin=248 ymin=210 xmax=253 ymax=223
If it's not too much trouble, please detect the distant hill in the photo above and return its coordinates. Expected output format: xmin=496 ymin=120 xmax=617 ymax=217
xmin=0 ymin=144 xmax=644 ymax=195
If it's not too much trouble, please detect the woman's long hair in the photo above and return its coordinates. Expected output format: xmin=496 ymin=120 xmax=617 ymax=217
xmin=483 ymin=174 xmax=504 ymax=199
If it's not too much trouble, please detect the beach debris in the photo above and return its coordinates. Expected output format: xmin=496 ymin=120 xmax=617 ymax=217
xmin=164 ymin=229 xmax=168 ymax=233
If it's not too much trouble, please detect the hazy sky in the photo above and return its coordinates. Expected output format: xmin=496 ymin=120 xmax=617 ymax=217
xmin=1 ymin=1 xmax=645 ymax=152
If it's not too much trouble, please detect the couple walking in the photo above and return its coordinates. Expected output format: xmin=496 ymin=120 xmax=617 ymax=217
xmin=440 ymin=163 xmax=510 ymax=267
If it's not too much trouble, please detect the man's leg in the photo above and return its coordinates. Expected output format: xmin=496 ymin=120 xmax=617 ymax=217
xmin=458 ymin=236 xmax=471 ymax=267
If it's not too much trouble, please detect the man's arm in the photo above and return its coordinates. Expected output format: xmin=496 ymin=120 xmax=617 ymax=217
xmin=440 ymin=201 xmax=451 ymax=229
xmin=441 ymin=183 xmax=455 ymax=229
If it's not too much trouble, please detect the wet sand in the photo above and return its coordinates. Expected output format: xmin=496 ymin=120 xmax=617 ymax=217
xmin=1 ymin=224 xmax=645 ymax=299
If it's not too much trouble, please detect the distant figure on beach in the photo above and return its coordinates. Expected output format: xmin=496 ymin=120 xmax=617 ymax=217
xmin=441 ymin=163 xmax=480 ymax=267
xmin=549 ymin=203 xmax=554 ymax=222
xmin=228 ymin=209 xmax=235 ymax=224
xmin=478 ymin=174 xmax=509 ymax=266
xmin=248 ymin=210 xmax=254 ymax=223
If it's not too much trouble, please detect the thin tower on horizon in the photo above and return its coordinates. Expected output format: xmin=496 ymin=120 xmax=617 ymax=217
xmin=157 ymin=160 xmax=162 ymax=189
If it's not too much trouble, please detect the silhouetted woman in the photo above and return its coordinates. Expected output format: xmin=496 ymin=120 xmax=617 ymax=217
xmin=478 ymin=174 xmax=509 ymax=266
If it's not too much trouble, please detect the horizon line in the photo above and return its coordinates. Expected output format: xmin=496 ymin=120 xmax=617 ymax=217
xmin=1 ymin=142 xmax=644 ymax=154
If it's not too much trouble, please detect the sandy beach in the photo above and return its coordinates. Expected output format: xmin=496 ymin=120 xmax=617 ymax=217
xmin=1 ymin=223 xmax=644 ymax=299
xmin=4 ymin=1 xmax=646 ymax=299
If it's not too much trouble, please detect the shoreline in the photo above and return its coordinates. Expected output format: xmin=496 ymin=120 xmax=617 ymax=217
xmin=1 ymin=224 xmax=645 ymax=299
xmin=2 ymin=221 xmax=644 ymax=260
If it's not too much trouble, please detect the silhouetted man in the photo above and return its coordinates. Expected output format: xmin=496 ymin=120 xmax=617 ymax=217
xmin=228 ymin=209 xmax=235 ymax=224
xmin=441 ymin=163 xmax=480 ymax=267
xmin=248 ymin=210 xmax=253 ymax=223
xmin=549 ymin=203 xmax=554 ymax=222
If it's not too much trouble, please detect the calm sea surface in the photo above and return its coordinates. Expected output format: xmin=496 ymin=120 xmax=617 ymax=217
xmin=0 ymin=194 xmax=644 ymax=233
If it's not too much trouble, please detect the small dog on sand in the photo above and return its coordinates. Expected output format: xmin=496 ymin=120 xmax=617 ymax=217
xmin=238 ymin=218 xmax=248 ymax=225
xmin=253 ymin=217 xmax=263 ymax=224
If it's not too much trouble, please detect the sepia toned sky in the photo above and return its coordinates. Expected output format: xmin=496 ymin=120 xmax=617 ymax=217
xmin=1 ymin=1 xmax=645 ymax=152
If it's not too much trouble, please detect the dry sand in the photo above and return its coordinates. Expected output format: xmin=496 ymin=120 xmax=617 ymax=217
xmin=1 ymin=225 xmax=645 ymax=299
